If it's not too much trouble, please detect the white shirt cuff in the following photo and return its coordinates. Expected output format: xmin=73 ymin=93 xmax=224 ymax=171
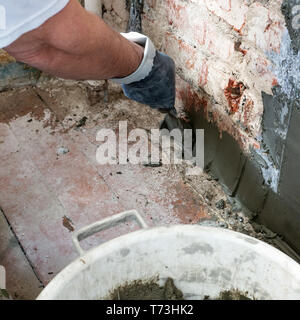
xmin=110 ymin=32 xmax=156 ymax=85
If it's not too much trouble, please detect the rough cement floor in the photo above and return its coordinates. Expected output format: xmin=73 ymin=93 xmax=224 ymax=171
xmin=0 ymin=76 xmax=296 ymax=300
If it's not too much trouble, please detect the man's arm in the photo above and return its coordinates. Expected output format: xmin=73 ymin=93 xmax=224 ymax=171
xmin=4 ymin=0 xmax=144 ymax=80
xmin=4 ymin=0 xmax=176 ymax=114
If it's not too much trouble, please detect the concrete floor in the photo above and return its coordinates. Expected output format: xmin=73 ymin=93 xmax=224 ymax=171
xmin=0 ymin=77 xmax=290 ymax=300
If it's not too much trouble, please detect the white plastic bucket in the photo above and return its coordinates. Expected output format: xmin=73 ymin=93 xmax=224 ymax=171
xmin=37 ymin=210 xmax=300 ymax=300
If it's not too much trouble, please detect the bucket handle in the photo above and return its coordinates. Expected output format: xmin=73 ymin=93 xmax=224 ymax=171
xmin=72 ymin=210 xmax=148 ymax=256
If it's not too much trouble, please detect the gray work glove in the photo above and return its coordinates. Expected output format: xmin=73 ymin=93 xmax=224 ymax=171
xmin=111 ymin=32 xmax=176 ymax=115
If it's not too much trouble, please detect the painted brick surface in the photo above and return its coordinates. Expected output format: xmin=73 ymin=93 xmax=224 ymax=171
xmin=103 ymin=0 xmax=288 ymax=153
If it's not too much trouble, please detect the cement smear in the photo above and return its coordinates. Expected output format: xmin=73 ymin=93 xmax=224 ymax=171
xmin=109 ymin=278 xmax=184 ymax=300
xmin=107 ymin=278 xmax=252 ymax=300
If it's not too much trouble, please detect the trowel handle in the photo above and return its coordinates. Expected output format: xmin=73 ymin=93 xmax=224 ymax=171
xmin=72 ymin=210 xmax=148 ymax=256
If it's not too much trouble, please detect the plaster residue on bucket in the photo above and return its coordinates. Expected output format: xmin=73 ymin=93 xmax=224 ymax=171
xmin=106 ymin=277 xmax=252 ymax=300
xmin=182 ymin=242 xmax=214 ymax=255
xmin=107 ymin=277 xmax=184 ymax=300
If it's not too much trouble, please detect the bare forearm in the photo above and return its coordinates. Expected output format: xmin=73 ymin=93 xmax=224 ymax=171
xmin=4 ymin=0 xmax=144 ymax=80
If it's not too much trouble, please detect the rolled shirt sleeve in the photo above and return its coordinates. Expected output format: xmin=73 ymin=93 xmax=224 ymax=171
xmin=0 ymin=0 xmax=70 ymax=48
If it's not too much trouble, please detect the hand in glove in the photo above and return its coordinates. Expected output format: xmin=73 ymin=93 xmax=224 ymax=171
xmin=111 ymin=32 xmax=176 ymax=115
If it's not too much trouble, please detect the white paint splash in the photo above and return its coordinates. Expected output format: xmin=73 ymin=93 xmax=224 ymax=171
xmin=255 ymin=148 xmax=280 ymax=193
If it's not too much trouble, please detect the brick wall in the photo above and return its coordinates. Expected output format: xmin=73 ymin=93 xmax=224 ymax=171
xmin=103 ymin=0 xmax=287 ymax=152
xmin=102 ymin=1 xmax=300 ymax=254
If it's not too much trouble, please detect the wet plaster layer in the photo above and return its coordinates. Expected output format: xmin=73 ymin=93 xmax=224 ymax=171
xmin=261 ymin=95 xmax=300 ymax=251
xmin=257 ymin=4 xmax=300 ymax=254
xmin=181 ymin=103 xmax=300 ymax=258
